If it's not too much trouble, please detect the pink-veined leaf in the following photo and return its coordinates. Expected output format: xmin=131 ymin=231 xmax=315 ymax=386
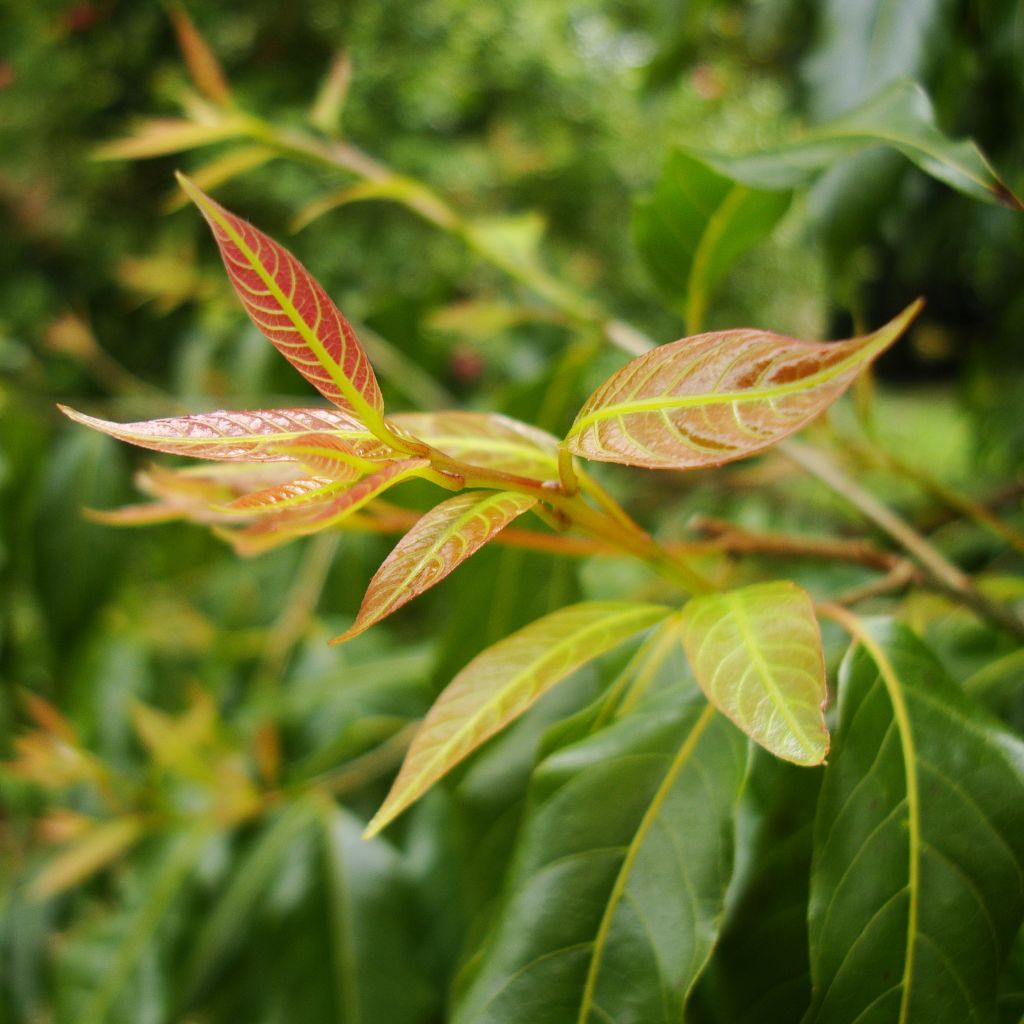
xmin=176 ymin=174 xmax=386 ymax=429
xmin=266 ymin=432 xmax=379 ymax=481
xmin=85 ymin=462 xmax=306 ymax=527
xmin=365 ymin=601 xmax=672 ymax=836
xmin=57 ymin=406 xmax=387 ymax=462
xmin=221 ymin=475 xmax=346 ymax=514
xmin=388 ymin=411 xmax=560 ymax=480
xmin=219 ymin=458 xmax=429 ymax=555
xmin=564 ymin=300 xmax=922 ymax=470
xmin=679 ymin=580 xmax=829 ymax=765
xmin=334 ymin=490 xmax=537 ymax=644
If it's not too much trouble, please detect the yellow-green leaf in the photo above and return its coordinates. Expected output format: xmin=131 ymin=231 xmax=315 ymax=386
xmin=565 ymin=301 xmax=921 ymax=470
xmin=679 ymin=580 xmax=829 ymax=765
xmin=93 ymin=117 xmax=248 ymax=160
xmin=365 ymin=601 xmax=672 ymax=835
xmin=389 ymin=410 xmax=561 ymax=481
xmin=335 ymin=490 xmax=537 ymax=643
xmin=30 ymin=818 xmax=145 ymax=900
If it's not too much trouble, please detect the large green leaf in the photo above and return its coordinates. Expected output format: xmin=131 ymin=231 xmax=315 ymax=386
xmin=807 ymin=619 xmax=1024 ymax=1022
xmin=679 ymin=581 xmax=829 ymax=765
xmin=632 ymin=149 xmax=792 ymax=329
xmin=690 ymin=750 xmax=821 ymax=1024
xmin=452 ymin=690 xmax=748 ymax=1024
xmin=365 ymin=601 xmax=671 ymax=836
xmin=318 ymin=804 xmax=433 ymax=1024
xmin=696 ymin=80 xmax=1022 ymax=210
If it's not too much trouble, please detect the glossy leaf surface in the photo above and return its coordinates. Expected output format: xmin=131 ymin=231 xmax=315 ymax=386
xmin=565 ymin=302 xmax=920 ymax=470
xmin=57 ymin=406 xmax=382 ymax=461
xmin=697 ymin=80 xmax=1022 ymax=211
xmin=633 ymin=149 xmax=791 ymax=328
xmin=219 ymin=458 xmax=429 ymax=554
xmin=679 ymin=581 xmax=829 ymax=765
xmin=365 ymin=601 xmax=671 ymax=836
xmin=223 ymin=475 xmax=346 ymax=514
xmin=390 ymin=411 xmax=561 ymax=481
xmin=266 ymin=432 xmax=377 ymax=480
xmin=453 ymin=691 xmax=747 ymax=1024
xmin=807 ymin=620 xmax=1024 ymax=1022
xmin=336 ymin=491 xmax=537 ymax=644
xmin=177 ymin=174 xmax=386 ymax=425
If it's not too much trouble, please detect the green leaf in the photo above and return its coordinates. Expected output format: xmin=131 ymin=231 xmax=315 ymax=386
xmin=807 ymin=618 xmax=1024 ymax=1022
xmin=564 ymin=303 xmax=920 ymax=471
xmin=691 ymin=750 xmax=821 ymax=1024
xmin=318 ymin=804 xmax=433 ymax=1024
xmin=802 ymin=0 xmax=955 ymax=121
xmin=335 ymin=491 xmax=537 ymax=643
xmin=389 ymin=411 xmax=562 ymax=481
xmin=679 ymin=581 xmax=829 ymax=765
xmin=452 ymin=690 xmax=748 ymax=1024
xmin=695 ymin=80 xmax=1022 ymax=210
xmin=181 ymin=800 xmax=319 ymax=1003
xmin=365 ymin=601 xmax=672 ymax=836
xmin=73 ymin=829 xmax=208 ymax=1024
xmin=632 ymin=149 xmax=792 ymax=330
xmin=29 ymin=818 xmax=145 ymax=900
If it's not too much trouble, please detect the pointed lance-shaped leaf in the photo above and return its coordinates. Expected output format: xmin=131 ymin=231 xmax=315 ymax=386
xmin=365 ymin=600 xmax=672 ymax=836
xmin=221 ymin=475 xmax=348 ymax=514
xmin=334 ymin=491 xmax=537 ymax=644
xmin=565 ymin=300 xmax=921 ymax=470
xmin=680 ymin=580 xmax=829 ymax=765
xmin=266 ymin=431 xmax=381 ymax=480
xmin=168 ymin=2 xmax=232 ymax=106
xmin=57 ymin=405 xmax=387 ymax=462
xmin=221 ymin=458 xmax=429 ymax=552
xmin=176 ymin=174 xmax=386 ymax=431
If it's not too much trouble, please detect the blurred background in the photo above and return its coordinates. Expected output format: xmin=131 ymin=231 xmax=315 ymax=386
xmin=1 ymin=2 xmax=1022 ymax=1022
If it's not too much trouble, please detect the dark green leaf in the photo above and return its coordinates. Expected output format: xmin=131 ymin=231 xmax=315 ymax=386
xmin=696 ymin=80 xmax=1022 ymax=210
xmin=318 ymin=804 xmax=434 ymax=1024
xmin=452 ymin=690 xmax=748 ymax=1024
xmin=807 ymin=619 xmax=1024 ymax=1022
xmin=633 ymin=150 xmax=791 ymax=329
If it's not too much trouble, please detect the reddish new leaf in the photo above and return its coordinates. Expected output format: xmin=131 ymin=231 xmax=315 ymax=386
xmin=222 ymin=476 xmax=346 ymax=514
xmin=57 ymin=406 xmax=384 ymax=462
xmin=565 ymin=301 xmax=921 ymax=470
xmin=266 ymin=432 xmax=379 ymax=481
xmin=334 ymin=490 xmax=537 ymax=644
xmin=220 ymin=458 xmax=429 ymax=553
xmin=176 ymin=174 xmax=385 ymax=429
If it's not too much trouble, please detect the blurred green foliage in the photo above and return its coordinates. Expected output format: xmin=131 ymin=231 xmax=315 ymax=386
xmin=2 ymin=2 xmax=1023 ymax=1022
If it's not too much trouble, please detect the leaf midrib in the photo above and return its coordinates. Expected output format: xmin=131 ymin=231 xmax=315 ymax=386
xmin=196 ymin=191 xmax=383 ymax=430
xmin=567 ymin=331 xmax=889 ymax=439
xmin=576 ymin=702 xmax=717 ymax=1023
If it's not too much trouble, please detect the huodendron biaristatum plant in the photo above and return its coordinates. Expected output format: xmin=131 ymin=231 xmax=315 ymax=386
xmin=58 ymin=172 xmax=1024 ymax=1023
xmin=62 ymin=171 xmax=914 ymax=810
xmin=40 ymin=12 xmax=1024 ymax=1023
